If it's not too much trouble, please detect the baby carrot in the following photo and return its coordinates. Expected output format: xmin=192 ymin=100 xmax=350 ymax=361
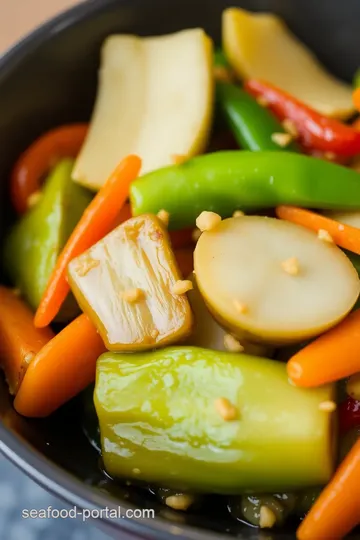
xmin=0 ymin=286 xmax=54 ymax=394
xmin=288 ymin=310 xmax=360 ymax=387
xmin=276 ymin=205 xmax=360 ymax=255
xmin=34 ymin=155 xmax=142 ymax=328
xmin=14 ymin=314 xmax=106 ymax=417
xmin=297 ymin=438 xmax=360 ymax=539
xmin=11 ymin=124 xmax=88 ymax=214
xmin=353 ymin=87 xmax=360 ymax=112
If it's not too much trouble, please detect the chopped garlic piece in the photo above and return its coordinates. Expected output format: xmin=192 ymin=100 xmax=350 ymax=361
xmin=224 ymin=333 xmax=244 ymax=352
xmin=318 ymin=229 xmax=334 ymax=243
xmin=122 ymin=288 xmax=144 ymax=303
xmin=157 ymin=209 xmax=170 ymax=226
xmin=282 ymin=119 xmax=298 ymax=138
xmin=281 ymin=257 xmax=300 ymax=276
xmin=165 ymin=494 xmax=194 ymax=511
xmin=233 ymin=210 xmax=245 ymax=218
xmin=27 ymin=191 xmax=42 ymax=208
xmin=271 ymin=132 xmax=293 ymax=147
xmin=215 ymin=397 xmax=238 ymax=421
xmin=259 ymin=505 xmax=276 ymax=529
xmin=172 ymin=280 xmax=193 ymax=295
xmin=196 ymin=211 xmax=222 ymax=232
xmin=318 ymin=400 xmax=337 ymax=412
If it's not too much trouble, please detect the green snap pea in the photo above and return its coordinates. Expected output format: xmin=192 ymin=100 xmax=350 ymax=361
xmin=216 ymin=83 xmax=299 ymax=152
xmin=130 ymin=151 xmax=360 ymax=229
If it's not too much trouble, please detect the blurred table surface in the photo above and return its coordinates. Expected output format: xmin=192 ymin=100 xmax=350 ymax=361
xmin=0 ymin=1 xmax=110 ymax=539
xmin=0 ymin=0 xmax=81 ymax=53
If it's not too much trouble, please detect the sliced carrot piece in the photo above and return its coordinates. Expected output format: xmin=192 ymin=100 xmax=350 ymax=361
xmin=14 ymin=314 xmax=106 ymax=417
xmin=34 ymin=155 xmax=142 ymax=328
xmin=276 ymin=205 xmax=360 ymax=255
xmin=297 ymin=438 xmax=360 ymax=539
xmin=0 ymin=286 xmax=54 ymax=394
xmin=287 ymin=309 xmax=360 ymax=387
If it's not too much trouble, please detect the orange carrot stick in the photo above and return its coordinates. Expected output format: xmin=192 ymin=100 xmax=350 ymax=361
xmin=11 ymin=124 xmax=88 ymax=214
xmin=353 ymin=88 xmax=360 ymax=112
xmin=297 ymin=438 xmax=360 ymax=539
xmin=34 ymin=155 xmax=142 ymax=328
xmin=0 ymin=286 xmax=54 ymax=395
xmin=288 ymin=310 xmax=360 ymax=387
xmin=14 ymin=314 xmax=106 ymax=417
xmin=276 ymin=205 xmax=360 ymax=255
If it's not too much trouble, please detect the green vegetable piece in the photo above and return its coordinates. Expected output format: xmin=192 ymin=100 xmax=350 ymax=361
xmin=130 ymin=151 xmax=360 ymax=230
xmin=216 ymin=82 xmax=299 ymax=152
xmin=214 ymin=48 xmax=230 ymax=68
xmin=95 ymin=346 xmax=335 ymax=494
xmin=4 ymin=159 xmax=92 ymax=318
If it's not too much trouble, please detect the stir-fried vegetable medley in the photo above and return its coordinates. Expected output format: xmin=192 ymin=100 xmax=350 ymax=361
xmin=4 ymin=7 xmax=360 ymax=539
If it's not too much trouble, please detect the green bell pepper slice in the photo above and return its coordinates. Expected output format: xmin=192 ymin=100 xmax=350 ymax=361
xmin=4 ymin=159 xmax=92 ymax=317
xmin=95 ymin=346 xmax=334 ymax=494
xmin=130 ymin=151 xmax=360 ymax=229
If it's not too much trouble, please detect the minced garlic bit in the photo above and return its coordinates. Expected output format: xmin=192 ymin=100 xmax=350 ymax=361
xmin=171 ymin=154 xmax=187 ymax=165
xmin=271 ymin=132 xmax=293 ymax=147
xmin=192 ymin=228 xmax=202 ymax=243
xmin=27 ymin=190 xmax=42 ymax=208
xmin=281 ymin=257 xmax=300 ymax=276
xmin=233 ymin=300 xmax=248 ymax=314
xmin=76 ymin=258 xmax=100 ymax=277
xmin=196 ymin=211 xmax=222 ymax=232
xmin=122 ymin=288 xmax=144 ymax=303
xmin=132 ymin=468 xmax=141 ymax=474
xmin=224 ymin=334 xmax=244 ymax=353
xmin=215 ymin=397 xmax=238 ymax=421
xmin=282 ymin=118 xmax=298 ymax=138
xmin=233 ymin=210 xmax=245 ymax=218
xmin=24 ymin=352 xmax=35 ymax=365
xmin=319 ymin=400 xmax=337 ymax=412
xmin=165 ymin=494 xmax=194 ymax=511
xmin=213 ymin=66 xmax=233 ymax=84
xmin=157 ymin=209 xmax=170 ymax=226
xmin=259 ymin=505 xmax=277 ymax=529
xmin=172 ymin=280 xmax=193 ymax=295
xmin=256 ymin=96 xmax=269 ymax=107
xmin=324 ymin=151 xmax=336 ymax=161
xmin=318 ymin=229 xmax=334 ymax=243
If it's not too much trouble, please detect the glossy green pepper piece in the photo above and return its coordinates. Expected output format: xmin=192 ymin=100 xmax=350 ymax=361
xmin=4 ymin=159 xmax=92 ymax=317
xmin=216 ymin=82 xmax=299 ymax=152
xmin=95 ymin=346 xmax=335 ymax=494
xmin=130 ymin=151 xmax=360 ymax=230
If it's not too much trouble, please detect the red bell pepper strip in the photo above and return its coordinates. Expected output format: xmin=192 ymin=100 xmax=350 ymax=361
xmin=339 ymin=397 xmax=360 ymax=434
xmin=11 ymin=124 xmax=88 ymax=214
xmin=245 ymin=79 xmax=360 ymax=157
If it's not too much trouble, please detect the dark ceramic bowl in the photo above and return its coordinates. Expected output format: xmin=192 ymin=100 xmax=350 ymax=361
xmin=1 ymin=1 xmax=360 ymax=539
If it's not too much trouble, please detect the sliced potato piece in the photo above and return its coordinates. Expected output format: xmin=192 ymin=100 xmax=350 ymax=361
xmin=68 ymin=214 xmax=193 ymax=351
xmin=73 ymin=30 xmax=214 ymax=190
xmin=187 ymin=274 xmax=269 ymax=356
xmin=194 ymin=216 xmax=359 ymax=344
xmin=222 ymin=8 xmax=354 ymax=119
xmin=323 ymin=211 xmax=360 ymax=230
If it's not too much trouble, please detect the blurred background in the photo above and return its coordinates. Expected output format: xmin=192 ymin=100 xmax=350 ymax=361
xmin=0 ymin=3 xmax=110 ymax=540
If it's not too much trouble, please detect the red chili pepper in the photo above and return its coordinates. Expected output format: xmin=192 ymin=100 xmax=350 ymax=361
xmin=339 ymin=397 xmax=360 ymax=434
xmin=245 ymin=79 xmax=360 ymax=158
xmin=11 ymin=124 xmax=88 ymax=214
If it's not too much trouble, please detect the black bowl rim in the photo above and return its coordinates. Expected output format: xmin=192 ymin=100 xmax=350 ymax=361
xmin=0 ymin=1 xmax=232 ymax=539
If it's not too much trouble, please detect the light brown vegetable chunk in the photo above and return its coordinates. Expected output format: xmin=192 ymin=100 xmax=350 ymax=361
xmin=68 ymin=214 xmax=193 ymax=351
xmin=194 ymin=216 xmax=359 ymax=345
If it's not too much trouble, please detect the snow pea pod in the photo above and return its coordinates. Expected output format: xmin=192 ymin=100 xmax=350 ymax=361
xmin=130 ymin=151 xmax=360 ymax=229
xmin=95 ymin=346 xmax=334 ymax=494
xmin=216 ymin=82 xmax=299 ymax=152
